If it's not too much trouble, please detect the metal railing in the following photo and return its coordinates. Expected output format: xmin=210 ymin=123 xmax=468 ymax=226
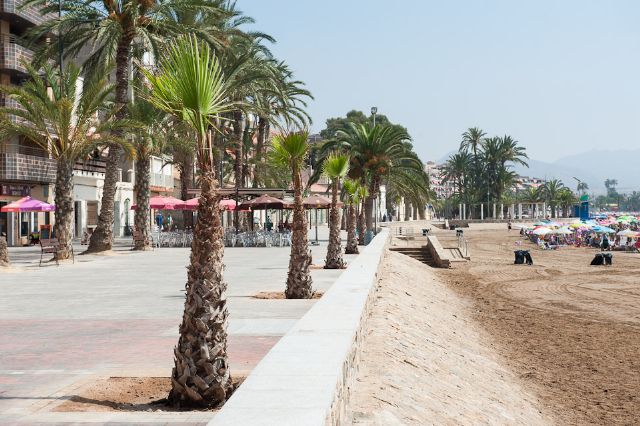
xmin=457 ymin=234 xmax=469 ymax=258
xmin=151 ymin=173 xmax=174 ymax=189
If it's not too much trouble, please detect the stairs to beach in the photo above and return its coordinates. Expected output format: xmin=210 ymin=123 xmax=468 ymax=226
xmin=390 ymin=247 xmax=436 ymax=267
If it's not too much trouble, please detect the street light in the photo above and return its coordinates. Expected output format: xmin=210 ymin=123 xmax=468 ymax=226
xmin=370 ymin=106 xmax=378 ymax=239
xmin=371 ymin=106 xmax=377 ymax=126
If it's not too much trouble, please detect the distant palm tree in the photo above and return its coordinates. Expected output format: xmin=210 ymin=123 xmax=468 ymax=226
xmin=577 ymin=181 xmax=589 ymax=195
xmin=342 ymin=179 xmax=361 ymax=254
xmin=322 ymin=152 xmax=349 ymax=269
xmin=128 ymin=97 xmax=167 ymax=250
xmin=0 ymin=64 xmax=130 ymax=260
xmin=142 ymin=35 xmax=234 ymax=407
xmin=270 ymin=131 xmax=314 ymax=298
xmin=543 ymin=179 xmax=565 ymax=218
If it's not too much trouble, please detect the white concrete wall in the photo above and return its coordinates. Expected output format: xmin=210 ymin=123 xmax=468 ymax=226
xmin=210 ymin=229 xmax=389 ymax=426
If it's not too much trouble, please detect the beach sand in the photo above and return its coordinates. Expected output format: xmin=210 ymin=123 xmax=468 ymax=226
xmin=348 ymin=226 xmax=640 ymax=425
xmin=347 ymin=250 xmax=548 ymax=425
xmin=440 ymin=227 xmax=640 ymax=425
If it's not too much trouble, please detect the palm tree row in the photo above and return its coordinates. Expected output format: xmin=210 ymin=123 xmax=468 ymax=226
xmin=442 ymin=127 xmax=529 ymax=218
xmin=23 ymin=0 xmax=312 ymax=252
xmin=316 ymin=122 xmax=430 ymax=245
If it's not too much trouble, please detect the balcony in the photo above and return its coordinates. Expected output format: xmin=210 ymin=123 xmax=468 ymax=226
xmin=0 ymin=35 xmax=34 ymax=75
xmin=151 ymin=173 xmax=174 ymax=189
xmin=0 ymin=152 xmax=56 ymax=183
xmin=0 ymin=0 xmax=50 ymax=28
xmin=74 ymin=158 xmax=107 ymax=174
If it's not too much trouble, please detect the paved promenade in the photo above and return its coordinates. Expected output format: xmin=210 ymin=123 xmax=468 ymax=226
xmin=0 ymin=227 xmax=353 ymax=424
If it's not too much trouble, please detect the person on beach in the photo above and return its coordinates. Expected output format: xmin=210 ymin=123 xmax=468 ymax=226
xmin=508 ymin=221 xmax=512 ymax=232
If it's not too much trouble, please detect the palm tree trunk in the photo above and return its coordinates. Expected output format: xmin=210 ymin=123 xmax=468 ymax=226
xmin=180 ymin=155 xmax=194 ymax=229
xmin=133 ymin=155 xmax=151 ymax=250
xmin=169 ymin=168 xmax=232 ymax=407
xmin=324 ymin=179 xmax=344 ymax=269
xmin=86 ymin=33 xmax=133 ymax=253
xmin=0 ymin=234 xmax=9 ymax=266
xmin=340 ymin=208 xmax=346 ymax=230
xmin=233 ymin=110 xmax=243 ymax=230
xmin=357 ymin=199 xmax=366 ymax=245
xmin=345 ymin=203 xmax=358 ymax=254
xmin=54 ymin=159 xmax=74 ymax=260
xmin=252 ymin=116 xmax=267 ymax=188
xmin=285 ymin=164 xmax=313 ymax=299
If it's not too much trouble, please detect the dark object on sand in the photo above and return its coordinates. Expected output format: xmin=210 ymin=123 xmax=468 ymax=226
xmin=603 ymin=252 xmax=613 ymax=265
xmin=514 ymin=250 xmax=533 ymax=265
xmin=591 ymin=253 xmax=604 ymax=265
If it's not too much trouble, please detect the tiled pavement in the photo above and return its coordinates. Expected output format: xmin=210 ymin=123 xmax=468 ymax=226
xmin=0 ymin=227 xmax=353 ymax=424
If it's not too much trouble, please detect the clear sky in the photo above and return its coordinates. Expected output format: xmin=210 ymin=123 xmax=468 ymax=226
xmin=241 ymin=0 xmax=640 ymax=163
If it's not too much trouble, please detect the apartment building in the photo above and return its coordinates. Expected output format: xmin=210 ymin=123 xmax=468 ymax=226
xmin=0 ymin=0 xmax=58 ymax=245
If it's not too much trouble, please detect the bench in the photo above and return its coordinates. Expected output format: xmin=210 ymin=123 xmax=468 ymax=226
xmin=40 ymin=238 xmax=74 ymax=266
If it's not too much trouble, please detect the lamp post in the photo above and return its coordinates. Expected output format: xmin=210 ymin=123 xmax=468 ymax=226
xmin=371 ymin=106 xmax=377 ymax=126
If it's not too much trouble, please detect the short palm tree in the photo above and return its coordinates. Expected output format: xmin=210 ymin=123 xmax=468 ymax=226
xmin=142 ymin=35 xmax=233 ymax=407
xmin=343 ymin=179 xmax=361 ymax=254
xmin=128 ymin=97 xmax=167 ymax=250
xmin=323 ymin=152 xmax=349 ymax=269
xmin=543 ymin=179 xmax=566 ymax=218
xmin=270 ymin=131 xmax=314 ymax=299
xmin=0 ymin=63 xmax=129 ymax=260
xmin=356 ymin=185 xmax=368 ymax=245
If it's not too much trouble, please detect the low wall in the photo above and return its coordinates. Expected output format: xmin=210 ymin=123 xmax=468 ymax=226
xmin=210 ymin=229 xmax=390 ymax=426
xmin=426 ymin=235 xmax=451 ymax=268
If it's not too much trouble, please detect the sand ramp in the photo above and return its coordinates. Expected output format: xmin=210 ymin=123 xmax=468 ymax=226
xmin=347 ymin=251 xmax=548 ymax=425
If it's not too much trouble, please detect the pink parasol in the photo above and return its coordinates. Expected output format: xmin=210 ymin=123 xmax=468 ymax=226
xmin=0 ymin=196 xmax=55 ymax=212
xmin=131 ymin=196 xmax=186 ymax=210
xmin=177 ymin=198 xmax=237 ymax=211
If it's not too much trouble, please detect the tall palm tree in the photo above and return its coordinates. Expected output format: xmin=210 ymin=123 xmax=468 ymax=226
xmin=356 ymin=185 xmax=368 ymax=245
xmin=0 ymin=63 xmax=129 ymax=260
xmin=326 ymin=123 xmax=424 ymax=242
xmin=127 ymin=97 xmax=167 ymax=250
xmin=26 ymin=0 xmax=217 ymax=253
xmin=270 ymin=131 xmax=314 ymax=299
xmin=343 ymin=179 xmax=361 ymax=254
xmin=577 ymin=181 xmax=589 ymax=195
xmin=142 ymin=35 xmax=233 ymax=407
xmin=442 ymin=152 xmax=472 ymax=199
xmin=323 ymin=152 xmax=349 ymax=269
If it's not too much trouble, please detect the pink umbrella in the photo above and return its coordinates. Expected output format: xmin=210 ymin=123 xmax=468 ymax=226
xmin=131 ymin=195 xmax=185 ymax=210
xmin=0 ymin=196 xmax=55 ymax=212
xmin=177 ymin=198 xmax=237 ymax=211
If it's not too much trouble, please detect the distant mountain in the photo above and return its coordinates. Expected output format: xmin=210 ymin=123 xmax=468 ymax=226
xmin=434 ymin=149 xmax=640 ymax=194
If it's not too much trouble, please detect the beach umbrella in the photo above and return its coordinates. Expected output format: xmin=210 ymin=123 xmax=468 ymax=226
xmin=0 ymin=196 xmax=55 ymax=212
xmin=533 ymin=221 xmax=546 ymax=226
xmin=593 ymin=226 xmax=615 ymax=234
xmin=239 ymin=194 xmax=284 ymax=210
xmin=545 ymin=221 xmax=562 ymax=228
xmin=131 ymin=196 xmax=185 ymax=210
xmin=555 ymin=227 xmax=574 ymax=235
xmin=175 ymin=198 xmax=237 ymax=211
xmin=617 ymin=229 xmax=637 ymax=237
xmin=532 ymin=227 xmax=552 ymax=235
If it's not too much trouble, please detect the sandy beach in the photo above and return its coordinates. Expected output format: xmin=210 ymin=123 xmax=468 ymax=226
xmin=348 ymin=226 xmax=640 ymax=425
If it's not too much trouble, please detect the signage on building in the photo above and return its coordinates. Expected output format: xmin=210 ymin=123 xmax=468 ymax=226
xmin=0 ymin=184 xmax=31 ymax=197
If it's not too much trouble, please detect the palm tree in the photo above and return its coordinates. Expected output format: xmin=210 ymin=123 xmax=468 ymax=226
xmin=543 ymin=179 xmax=565 ymax=218
xmin=577 ymin=181 xmax=589 ymax=195
xmin=25 ymin=0 xmax=217 ymax=253
xmin=128 ymin=97 xmax=167 ymax=250
xmin=270 ymin=131 xmax=314 ymax=299
xmin=0 ymin=63 xmax=129 ymax=260
xmin=327 ymin=123 xmax=424 ymax=242
xmin=142 ymin=35 xmax=233 ymax=407
xmin=322 ymin=152 xmax=349 ymax=269
xmin=342 ymin=179 xmax=360 ymax=254
xmin=356 ymin=185 xmax=368 ymax=245
xmin=557 ymin=188 xmax=577 ymax=217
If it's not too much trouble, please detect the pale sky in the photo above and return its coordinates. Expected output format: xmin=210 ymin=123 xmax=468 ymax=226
xmin=242 ymin=0 xmax=640 ymax=163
